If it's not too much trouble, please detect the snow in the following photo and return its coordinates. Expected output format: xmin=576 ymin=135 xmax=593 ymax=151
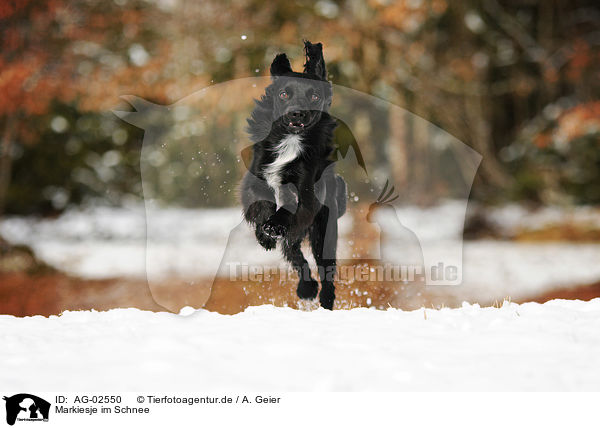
xmin=486 ymin=203 xmax=600 ymax=235
xmin=2 ymin=300 xmax=600 ymax=391
xmin=462 ymin=241 xmax=600 ymax=300
xmin=2 ymin=203 xmax=600 ymax=302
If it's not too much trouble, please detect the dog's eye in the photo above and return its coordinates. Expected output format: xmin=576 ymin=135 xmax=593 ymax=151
xmin=279 ymin=91 xmax=289 ymax=100
xmin=311 ymin=94 xmax=320 ymax=102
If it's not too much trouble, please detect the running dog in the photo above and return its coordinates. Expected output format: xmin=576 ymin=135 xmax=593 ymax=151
xmin=240 ymin=41 xmax=346 ymax=310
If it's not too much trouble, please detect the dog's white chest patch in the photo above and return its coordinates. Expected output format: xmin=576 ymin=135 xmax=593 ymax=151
xmin=264 ymin=134 xmax=303 ymax=207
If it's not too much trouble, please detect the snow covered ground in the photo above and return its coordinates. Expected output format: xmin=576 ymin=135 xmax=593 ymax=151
xmin=2 ymin=203 xmax=600 ymax=302
xmin=485 ymin=203 xmax=600 ymax=234
xmin=2 ymin=300 xmax=600 ymax=391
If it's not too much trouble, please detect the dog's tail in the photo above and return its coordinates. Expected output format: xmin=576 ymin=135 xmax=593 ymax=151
xmin=335 ymin=175 xmax=347 ymax=219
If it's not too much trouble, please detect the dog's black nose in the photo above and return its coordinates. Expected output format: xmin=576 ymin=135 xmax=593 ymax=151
xmin=288 ymin=110 xmax=308 ymax=121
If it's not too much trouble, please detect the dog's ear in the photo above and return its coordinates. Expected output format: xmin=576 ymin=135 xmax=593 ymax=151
xmin=303 ymin=40 xmax=327 ymax=80
xmin=270 ymin=53 xmax=292 ymax=76
xmin=240 ymin=145 xmax=253 ymax=170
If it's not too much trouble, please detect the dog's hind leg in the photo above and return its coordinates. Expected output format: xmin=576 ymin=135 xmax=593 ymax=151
xmin=282 ymin=238 xmax=319 ymax=300
xmin=309 ymin=205 xmax=338 ymax=310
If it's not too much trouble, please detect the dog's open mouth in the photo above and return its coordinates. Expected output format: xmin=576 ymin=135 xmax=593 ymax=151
xmin=288 ymin=122 xmax=306 ymax=133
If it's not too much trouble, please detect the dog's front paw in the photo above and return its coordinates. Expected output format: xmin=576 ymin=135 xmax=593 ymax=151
xmin=255 ymin=228 xmax=277 ymax=250
xmin=262 ymin=218 xmax=287 ymax=238
xmin=319 ymin=285 xmax=335 ymax=310
xmin=296 ymin=278 xmax=319 ymax=300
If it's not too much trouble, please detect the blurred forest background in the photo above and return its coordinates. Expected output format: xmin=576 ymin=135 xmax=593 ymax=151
xmin=1 ymin=0 xmax=599 ymax=217
xmin=2 ymin=0 xmax=600 ymax=317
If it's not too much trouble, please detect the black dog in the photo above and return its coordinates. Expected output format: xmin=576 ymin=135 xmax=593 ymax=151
xmin=241 ymin=41 xmax=346 ymax=309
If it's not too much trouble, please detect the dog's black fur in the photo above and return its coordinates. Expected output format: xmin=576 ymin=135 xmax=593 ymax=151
xmin=240 ymin=41 xmax=346 ymax=310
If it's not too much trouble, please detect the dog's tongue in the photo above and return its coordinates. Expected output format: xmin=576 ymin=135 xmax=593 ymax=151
xmin=289 ymin=122 xmax=304 ymax=127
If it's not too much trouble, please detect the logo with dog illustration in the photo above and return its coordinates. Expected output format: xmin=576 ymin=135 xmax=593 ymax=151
xmin=3 ymin=394 xmax=50 ymax=426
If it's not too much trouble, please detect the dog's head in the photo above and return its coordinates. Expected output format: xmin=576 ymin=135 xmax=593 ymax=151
xmin=248 ymin=41 xmax=333 ymax=140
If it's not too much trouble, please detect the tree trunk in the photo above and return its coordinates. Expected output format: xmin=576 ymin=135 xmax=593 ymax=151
xmin=388 ymin=106 xmax=408 ymax=191
xmin=0 ymin=116 xmax=16 ymax=217
xmin=465 ymin=94 xmax=513 ymax=191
